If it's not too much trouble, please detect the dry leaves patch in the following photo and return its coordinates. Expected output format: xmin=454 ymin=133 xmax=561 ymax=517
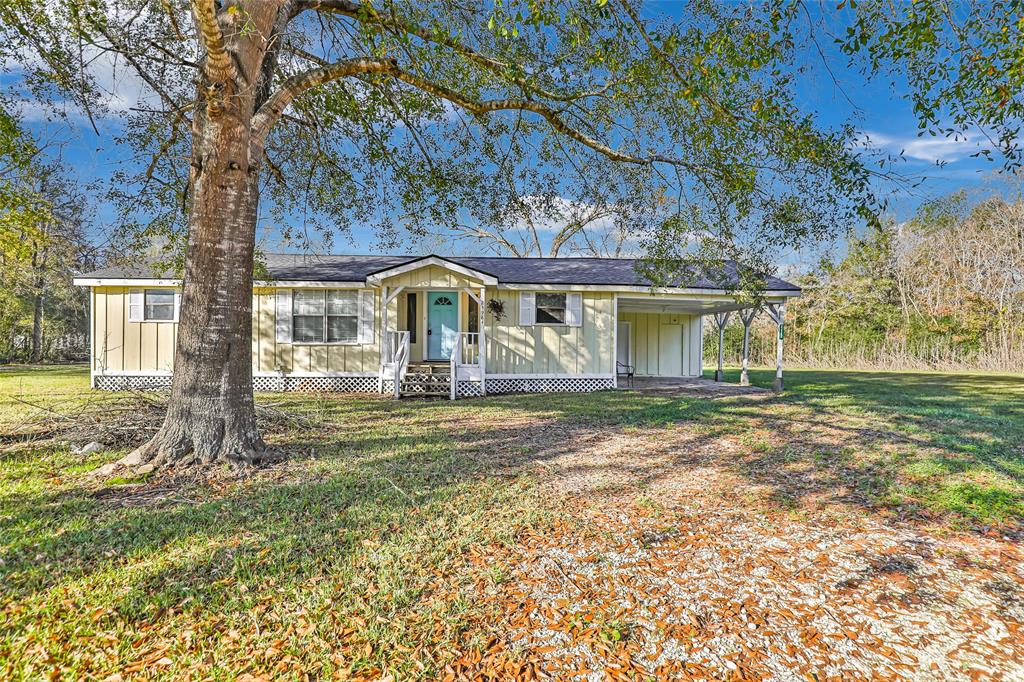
xmin=461 ymin=502 xmax=1023 ymax=681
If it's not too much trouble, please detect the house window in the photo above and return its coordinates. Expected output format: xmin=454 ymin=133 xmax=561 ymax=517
xmin=144 ymin=289 xmax=175 ymax=321
xmin=535 ymin=293 xmax=566 ymax=325
xmin=293 ymin=290 xmax=358 ymax=343
xmin=406 ymin=293 xmax=417 ymax=343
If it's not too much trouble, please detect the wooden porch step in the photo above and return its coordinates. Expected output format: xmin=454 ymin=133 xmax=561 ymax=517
xmin=405 ymin=364 xmax=450 ymax=374
xmin=402 ymin=375 xmax=450 ymax=384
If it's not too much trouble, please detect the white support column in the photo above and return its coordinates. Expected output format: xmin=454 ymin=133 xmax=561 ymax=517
xmin=713 ymin=311 xmax=731 ymax=382
xmin=381 ymin=286 xmax=407 ymax=395
xmin=612 ymin=294 xmax=619 ymax=388
xmin=738 ymin=308 xmax=758 ymax=387
xmin=479 ymin=286 xmax=487 ymax=395
xmin=766 ymin=302 xmax=785 ymax=392
xmin=378 ymin=285 xmax=387 ymax=394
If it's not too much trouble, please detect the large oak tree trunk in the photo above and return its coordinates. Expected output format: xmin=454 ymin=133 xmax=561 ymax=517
xmin=127 ymin=111 xmax=266 ymax=469
xmin=119 ymin=2 xmax=289 ymax=473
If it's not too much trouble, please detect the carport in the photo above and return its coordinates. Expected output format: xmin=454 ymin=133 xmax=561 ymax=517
xmin=615 ymin=291 xmax=794 ymax=391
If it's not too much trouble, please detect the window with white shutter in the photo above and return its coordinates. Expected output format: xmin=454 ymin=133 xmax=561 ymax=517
xmin=565 ymin=293 xmax=583 ymax=327
xmin=519 ymin=292 xmax=535 ymax=326
xmin=357 ymin=290 xmax=374 ymax=344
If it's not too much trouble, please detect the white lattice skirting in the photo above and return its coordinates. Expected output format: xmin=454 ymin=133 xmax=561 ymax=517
xmin=253 ymin=375 xmax=383 ymax=393
xmin=94 ymin=375 xmax=172 ymax=391
xmin=94 ymin=374 xmax=382 ymax=393
xmin=484 ymin=377 xmax=615 ymax=394
xmin=94 ymin=374 xmax=614 ymax=395
xmin=455 ymin=380 xmax=483 ymax=398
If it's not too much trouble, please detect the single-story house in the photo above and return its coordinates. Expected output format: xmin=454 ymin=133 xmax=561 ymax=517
xmin=73 ymin=254 xmax=800 ymax=397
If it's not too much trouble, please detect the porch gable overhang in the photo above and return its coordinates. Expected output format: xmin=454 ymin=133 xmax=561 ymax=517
xmin=364 ymin=255 xmax=499 ymax=286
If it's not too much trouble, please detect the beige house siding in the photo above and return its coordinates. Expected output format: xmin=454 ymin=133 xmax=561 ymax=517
xmin=93 ymin=286 xmax=381 ymax=375
xmin=92 ymin=280 xmax=697 ymax=381
xmin=379 ymin=264 xmax=485 ymax=290
xmin=254 ymin=287 xmax=380 ymax=374
xmin=617 ymin=311 xmax=702 ymax=377
xmin=485 ymin=289 xmax=615 ymax=375
xmin=92 ymin=286 xmax=178 ymax=374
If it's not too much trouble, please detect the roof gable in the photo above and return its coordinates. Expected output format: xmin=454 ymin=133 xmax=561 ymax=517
xmin=364 ymin=255 xmax=499 ymax=286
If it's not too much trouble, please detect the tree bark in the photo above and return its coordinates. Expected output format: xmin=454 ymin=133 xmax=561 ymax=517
xmin=115 ymin=1 xmax=301 ymax=472
xmin=127 ymin=109 xmax=266 ymax=469
xmin=123 ymin=0 xmax=279 ymax=470
xmin=129 ymin=116 xmax=265 ymax=469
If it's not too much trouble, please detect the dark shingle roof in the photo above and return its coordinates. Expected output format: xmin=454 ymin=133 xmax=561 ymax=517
xmin=79 ymin=253 xmax=800 ymax=292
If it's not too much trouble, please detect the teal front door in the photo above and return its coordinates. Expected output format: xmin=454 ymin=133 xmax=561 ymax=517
xmin=427 ymin=292 xmax=458 ymax=360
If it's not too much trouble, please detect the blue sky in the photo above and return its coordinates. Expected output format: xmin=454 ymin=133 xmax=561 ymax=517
xmin=14 ymin=2 xmax=1008 ymax=264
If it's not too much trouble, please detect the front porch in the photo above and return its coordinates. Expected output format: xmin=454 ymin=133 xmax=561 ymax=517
xmin=373 ymin=258 xmax=493 ymax=399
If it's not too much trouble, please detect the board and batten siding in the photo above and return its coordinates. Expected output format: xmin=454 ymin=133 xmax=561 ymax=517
xmin=253 ymin=287 xmax=380 ymax=374
xmin=92 ymin=286 xmax=381 ymax=375
xmin=617 ymin=311 xmax=702 ymax=377
xmin=485 ymin=289 xmax=615 ymax=375
xmin=379 ymin=264 xmax=484 ymax=290
xmin=94 ymin=283 xmax=695 ymax=379
xmin=92 ymin=286 xmax=178 ymax=374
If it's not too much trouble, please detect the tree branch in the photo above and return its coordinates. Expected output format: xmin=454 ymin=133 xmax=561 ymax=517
xmin=392 ymin=68 xmax=705 ymax=171
xmin=300 ymin=0 xmax=619 ymax=103
xmin=251 ymin=57 xmax=398 ymax=141
xmin=615 ymin=0 xmax=738 ymax=125
xmin=191 ymin=0 xmax=235 ymax=83
xmin=251 ymin=54 xmax=707 ymax=173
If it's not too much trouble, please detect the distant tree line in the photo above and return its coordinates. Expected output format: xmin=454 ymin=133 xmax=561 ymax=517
xmin=711 ymin=188 xmax=1024 ymax=372
xmin=0 ymin=111 xmax=97 ymax=363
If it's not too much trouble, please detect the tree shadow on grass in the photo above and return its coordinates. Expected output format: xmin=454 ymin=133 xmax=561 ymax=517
xmin=430 ymin=368 xmax=1024 ymax=532
xmin=3 ymin=368 xmax=1022 ymax=675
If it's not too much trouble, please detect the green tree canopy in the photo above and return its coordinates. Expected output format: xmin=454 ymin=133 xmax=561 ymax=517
xmin=2 ymin=0 xmax=879 ymax=284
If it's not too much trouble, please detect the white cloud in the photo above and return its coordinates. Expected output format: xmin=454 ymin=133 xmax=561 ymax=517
xmin=514 ymin=195 xmax=617 ymax=235
xmin=857 ymin=129 xmax=988 ymax=164
xmin=5 ymin=10 xmax=174 ymax=128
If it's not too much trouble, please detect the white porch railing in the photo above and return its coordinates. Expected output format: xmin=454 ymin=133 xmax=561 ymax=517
xmin=449 ymin=332 xmax=481 ymax=400
xmin=384 ymin=330 xmax=410 ymax=398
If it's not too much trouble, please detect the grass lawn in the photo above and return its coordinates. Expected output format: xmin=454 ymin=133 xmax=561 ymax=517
xmin=1 ymin=364 xmax=1022 ymax=680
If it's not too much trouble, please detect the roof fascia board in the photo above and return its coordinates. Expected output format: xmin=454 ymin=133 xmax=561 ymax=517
xmin=365 ymin=255 xmax=499 ymax=286
xmin=74 ymin=278 xmax=368 ymax=288
xmin=501 ymin=283 xmax=800 ymax=296
xmin=74 ymin=278 xmax=181 ymax=287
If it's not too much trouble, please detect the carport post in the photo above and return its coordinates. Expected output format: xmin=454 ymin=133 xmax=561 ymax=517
xmin=738 ymin=308 xmax=758 ymax=386
xmin=765 ymin=303 xmax=785 ymax=392
xmin=713 ymin=312 xmax=731 ymax=382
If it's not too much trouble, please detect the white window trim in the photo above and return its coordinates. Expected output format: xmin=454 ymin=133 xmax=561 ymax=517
xmin=129 ymin=288 xmax=179 ymax=323
xmin=533 ymin=292 xmax=569 ymax=326
xmin=291 ymin=289 xmax=361 ymax=345
xmin=525 ymin=291 xmax=582 ymax=327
